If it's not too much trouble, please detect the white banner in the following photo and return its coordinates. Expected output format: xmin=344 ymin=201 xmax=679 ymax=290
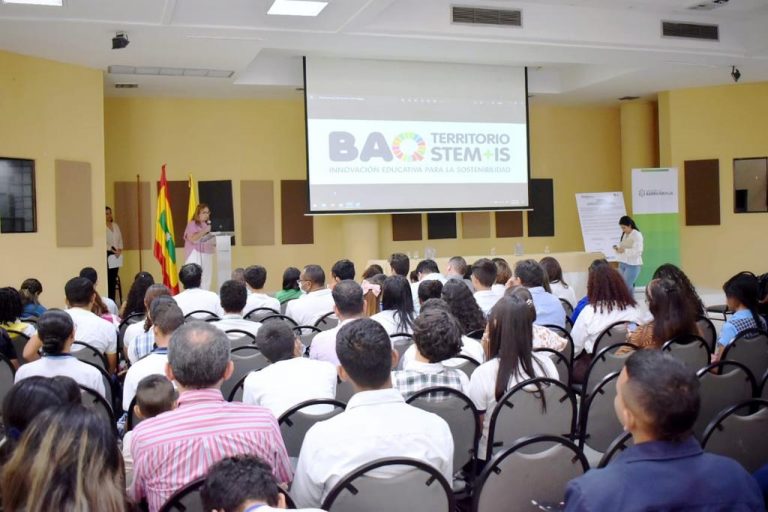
xmin=575 ymin=192 xmax=627 ymax=262
xmin=631 ymin=167 xmax=679 ymax=214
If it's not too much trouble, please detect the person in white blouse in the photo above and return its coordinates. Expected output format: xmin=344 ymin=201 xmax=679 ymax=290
xmin=370 ymin=275 xmax=416 ymax=336
xmin=468 ymin=292 xmax=558 ymax=461
xmin=614 ymin=215 xmax=644 ymax=293
xmin=291 ymin=318 xmax=454 ymax=508
xmin=540 ymin=256 xmax=577 ymax=308
xmin=570 ymin=261 xmax=644 ymax=356
xmin=106 ymin=206 xmax=123 ymax=302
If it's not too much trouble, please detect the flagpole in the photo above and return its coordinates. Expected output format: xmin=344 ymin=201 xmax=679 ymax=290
xmin=136 ymin=173 xmax=143 ymax=271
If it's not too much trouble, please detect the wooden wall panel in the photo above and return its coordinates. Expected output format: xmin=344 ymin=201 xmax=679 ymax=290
xmin=55 ymin=160 xmax=92 ymax=247
xmin=281 ymin=180 xmax=314 ymax=244
xmin=241 ymin=180 xmax=275 ymax=246
xmin=392 ymin=214 xmax=422 ymax=241
xmin=495 ymin=211 xmax=523 ymax=238
xmin=462 ymin=212 xmax=491 ymax=239
xmin=114 ymin=181 xmax=152 ymax=250
xmin=684 ymin=159 xmax=720 ymax=225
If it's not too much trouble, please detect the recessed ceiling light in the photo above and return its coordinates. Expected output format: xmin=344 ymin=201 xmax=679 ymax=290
xmin=268 ymin=0 xmax=328 ymax=16
xmin=2 ymin=0 xmax=63 ymax=5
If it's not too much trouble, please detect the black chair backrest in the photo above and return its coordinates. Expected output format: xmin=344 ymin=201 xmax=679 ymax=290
xmin=72 ymin=340 xmax=109 ymax=370
xmin=579 ymin=371 xmax=623 ymax=453
xmin=292 ymin=325 xmax=322 ymax=352
xmin=335 ymin=379 xmax=355 ymax=403
xmin=695 ymin=361 xmax=757 ymax=440
xmin=721 ymin=328 xmax=768 ymax=387
xmin=118 ymin=312 xmax=146 ymax=332
xmin=390 ymin=333 xmax=414 ymax=370
xmin=406 ymin=386 xmax=480 ymax=473
xmin=701 ymin=398 xmax=768 ymax=473
xmin=244 ymin=307 xmax=279 ymax=321
xmin=696 ymin=315 xmax=718 ymax=352
xmin=446 ymin=354 xmax=480 ymax=379
xmin=5 ymin=329 xmax=29 ymax=365
xmin=223 ymin=329 xmax=256 ymax=349
xmin=473 ymin=435 xmax=589 ymax=512
xmin=278 ymin=398 xmax=347 ymax=458
xmin=223 ymin=346 xmax=270 ymax=401
xmin=560 ymin=298 xmax=575 ymax=318
xmin=158 ymin=476 xmax=205 ymax=512
xmin=80 ymin=360 xmax=116 ymax=411
xmin=597 ymin=431 xmax=633 ymax=468
xmin=313 ymin=311 xmax=338 ymax=331
xmin=126 ymin=395 xmax=142 ymax=431
xmin=466 ymin=329 xmax=484 ymax=340
xmin=592 ymin=321 xmax=632 ymax=355
xmin=661 ymin=334 xmax=711 ymax=371
xmin=226 ymin=372 xmax=252 ymax=402
xmin=321 ymin=457 xmax=455 ymax=512
xmin=542 ymin=324 xmax=575 ymax=366
xmin=0 ymin=352 xmax=16 ymax=413
xmin=184 ymin=310 xmax=219 ymax=320
xmin=534 ymin=348 xmax=571 ymax=386
xmin=79 ymin=385 xmax=116 ymax=433
xmin=761 ymin=370 xmax=768 ymax=400
xmin=583 ymin=342 xmax=637 ymax=398
xmin=261 ymin=314 xmax=299 ymax=327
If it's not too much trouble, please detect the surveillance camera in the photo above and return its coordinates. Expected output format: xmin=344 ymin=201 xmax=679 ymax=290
xmin=731 ymin=66 xmax=741 ymax=83
xmin=112 ymin=32 xmax=129 ymax=50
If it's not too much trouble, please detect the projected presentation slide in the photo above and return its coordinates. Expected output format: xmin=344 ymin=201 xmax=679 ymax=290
xmin=304 ymin=57 xmax=530 ymax=214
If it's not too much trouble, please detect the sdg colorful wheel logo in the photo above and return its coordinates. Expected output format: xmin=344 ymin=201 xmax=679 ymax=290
xmin=391 ymin=132 xmax=426 ymax=162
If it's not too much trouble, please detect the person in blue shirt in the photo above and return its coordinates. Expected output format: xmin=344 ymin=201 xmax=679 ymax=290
xmin=511 ymin=259 xmax=566 ymax=329
xmin=564 ymin=350 xmax=763 ymax=512
xmin=715 ymin=272 xmax=767 ymax=360
xmin=19 ymin=278 xmax=46 ymax=319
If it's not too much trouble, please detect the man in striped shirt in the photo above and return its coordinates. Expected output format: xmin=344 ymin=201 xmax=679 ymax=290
xmin=130 ymin=321 xmax=292 ymax=512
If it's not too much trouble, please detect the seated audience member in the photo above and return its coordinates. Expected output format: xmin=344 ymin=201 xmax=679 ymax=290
xmin=123 ymin=375 xmax=178 ymax=488
xmin=244 ymin=265 xmax=281 ymax=315
xmin=410 ymin=259 xmax=446 ymax=311
xmin=0 ymin=329 xmax=19 ymax=368
xmin=0 ymin=287 xmax=37 ymax=337
xmin=361 ymin=264 xmax=384 ymax=280
xmin=91 ymin=289 xmax=121 ymax=328
xmin=14 ymin=309 xmax=106 ymax=398
xmin=211 ymin=280 xmax=262 ymax=339
xmin=79 ymin=266 xmax=119 ymax=316
xmin=0 ymin=376 xmax=80 ymax=462
xmin=309 ymin=280 xmax=365 ymax=365
xmin=231 ymin=267 xmax=246 ymax=283
xmin=291 ymin=319 xmax=454 ymax=507
xmin=275 ymin=267 xmax=302 ymax=305
xmin=409 ymin=270 xmax=419 ymax=283
xmin=122 ymin=300 xmax=184 ymax=411
xmin=388 ymin=252 xmax=410 ymax=277
xmin=469 ymin=294 xmax=559 ymax=461
xmin=392 ymin=307 xmax=469 ymax=399
xmin=245 ymin=322 xmax=337 ymax=417
xmin=1 ymin=405 xmax=128 ymax=512
xmin=471 ymin=258 xmax=503 ymax=315
xmin=401 ymin=298 xmax=485 ymax=367
xmin=361 ymin=273 xmax=385 ymax=317
xmin=418 ymin=279 xmax=443 ymax=305
xmin=540 ymin=256 xmax=577 ymax=308
xmin=492 ymin=257 xmax=512 ymax=295
xmin=119 ymin=272 xmax=155 ymax=318
xmin=127 ymin=288 xmax=173 ymax=364
xmin=442 ymin=279 xmax=486 ymax=335
xmin=202 ymin=455 xmax=324 ymax=512
xmin=505 ymin=287 xmax=568 ymax=352
xmin=564 ymin=351 xmax=763 ymax=511
xmin=330 ymin=259 xmax=356 ymax=289
xmin=173 ymin=263 xmax=224 ymax=318
xmin=18 ymin=278 xmax=46 ymax=319
xmin=570 ymin=259 xmax=610 ymax=323
xmin=370 ymin=275 xmax=415 ymax=335
xmin=652 ymin=263 xmax=706 ymax=317
xmin=511 ymin=259 xmax=566 ymax=328
xmin=714 ymin=272 xmax=768 ymax=362
xmin=124 ymin=284 xmax=171 ymax=358
xmin=130 ymin=322 xmax=292 ymax=512
xmin=620 ymin=278 xmax=699 ymax=353
xmin=285 ymin=265 xmax=334 ymax=327
xmin=570 ymin=261 xmax=643 ymax=356
xmin=445 ymin=255 xmax=474 ymax=292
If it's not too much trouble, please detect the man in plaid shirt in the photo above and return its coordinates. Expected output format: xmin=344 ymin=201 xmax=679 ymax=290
xmin=392 ymin=300 xmax=470 ymax=401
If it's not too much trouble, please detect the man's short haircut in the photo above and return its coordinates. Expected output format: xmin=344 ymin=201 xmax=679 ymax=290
xmin=64 ymin=277 xmax=95 ymax=306
xmin=150 ymin=299 xmax=184 ymax=336
xmin=388 ymin=253 xmax=410 ymax=277
xmin=78 ymin=267 xmax=98 ymax=284
xmin=331 ymin=259 xmax=356 ymax=281
xmin=514 ymin=259 xmax=545 ymax=288
xmin=230 ymin=268 xmax=245 ymax=283
xmin=412 ymin=308 xmax=462 ymax=363
xmin=303 ymin=264 xmax=325 ymax=286
xmin=135 ymin=375 xmax=177 ymax=418
xmin=471 ymin=258 xmax=497 ymax=288
xmin=332 ymin=280 xmax=364 ymax=316
xmin=179 ymin=263 xmax=203 ymax=289
xmin=418 ymin=280 xmax=444 ymax=303
xmin=420 ymin=298 xmax=451 ymax=314
xmin=255 ymin=321 xmax=295 ymax=363
xmin=168 ymin=322 xmax=230 ymax=389
xmin=449 ymin=256 xmax=468 ymax=276
xmin=244 ymin=265 xmax=267 ymax=290
xmin=624 ymin=350 xmax=700 ymax=442
xmin=415 ymin=259 xmax=439 ymax=275
xmin=219 ymin=280 xmax=247 ymax=313
xmin=336 ymin=318 xmax=391 ymax=389
xmin=201 ymin=455 xmax=281 ymax=511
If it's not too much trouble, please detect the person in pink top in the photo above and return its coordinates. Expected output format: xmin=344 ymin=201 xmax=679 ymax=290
xmin=130 ymin=322 xmax=292 ymax=512
xmin=184 ymin=203 xmax=216 ymax=290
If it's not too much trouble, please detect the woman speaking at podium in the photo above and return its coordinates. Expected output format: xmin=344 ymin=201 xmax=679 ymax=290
xmin=184 ymin=203 xmax=215 ymax=290
xmin=614 ymin=215 xmax=644 ymax=294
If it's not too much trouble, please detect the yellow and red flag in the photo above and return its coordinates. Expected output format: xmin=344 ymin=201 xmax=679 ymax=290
xmin=153 ymin=164 xmax=180 ymax=294
xmin=187 ymin=174 xmax=198 ymax=223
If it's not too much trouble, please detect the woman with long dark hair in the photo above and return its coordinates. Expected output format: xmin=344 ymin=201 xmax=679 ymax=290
xmin=370 ymin=275 xmax=415 ymax=335
xmin=614 ymin=215 xmax=644 ymax=293
xmin=540 ymin=256 xmax=576 ymax=307
xmin=468 ymin=291 xmax=558 ymax=461
xmin=652 ymin=263 xmax=705 ymax=316
xmin=275 ymin=267 xmax=302 ymax=304
xmin=571 ymin=261 xmax=643 ymax=356
xmin=441 ymin=279 xmax=486 ymax=335
xmin=120 ymin=272 xmax=155 ymax=318
xmin=715 ymin=272 xmax=767 ymax=358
